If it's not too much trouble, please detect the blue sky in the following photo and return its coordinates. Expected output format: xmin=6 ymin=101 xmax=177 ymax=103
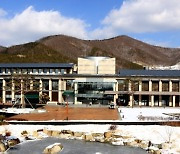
xmin=0 ymin=0 xmax=180 ymax=47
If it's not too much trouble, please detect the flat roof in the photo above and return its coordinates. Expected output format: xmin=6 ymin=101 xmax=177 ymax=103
xmin=0 ymin=63 xmax=74 ymax=68
xmin=119 ymin=69 xmax=180 ymax=77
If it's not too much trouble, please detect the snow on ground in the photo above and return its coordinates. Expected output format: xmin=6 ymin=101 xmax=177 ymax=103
xmin=119 ymin=107 xmax=180 ymax=121
xmin=0 ymin=124 xmax=180 ymax=153
xmin=149 ymin=62 xmax=180 ymax=70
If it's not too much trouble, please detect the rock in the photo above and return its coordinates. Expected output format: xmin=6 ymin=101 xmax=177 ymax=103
xmin=43 ymin=128 xmax=48 ymax=134
xmin=134 ymin=139 xmax=142 ymax=143
xmin=0 ymin=141 xmax=7 ymax=152
xmin=112 ymin=134 xmax=122 ymax=139
xmin=47 ymin=130 xmax=53 ymax=136
xmin=112 ymin=140 xmax=124 ymax=146
xmin=61 ymin=130 xmax=74 ymax=135
xmin=92 ymin=133 xmax=104 ymax=138
xmin=59 ymin=133 xmax=72 ymax=139
xmin=43 ymin=143 xmax=63 ymax=154
xmin=139 ymin=141 xmax=148 ymax=149
xmin=7 ymin=138 xmax=20 ymax=147
xmin=121 ymin=135 xmax=132 ymax=139
xmin=161 ymin=143 xmax=170 ymax=149
xmin=52 ymin=131 xmax=60 ymax=137
xmin=94 ymin=137 xmax=104 ymax=143
xmin=84 ymin=134 xmax=94 ymax=141
xmin=21 ymin=130 xmax=28 ymax=137
xmin=33 ymin=131 xmax=39 ymax=138
xmin=104 ymin=131 xmax=113 ymax=139
xmin=74 ymin=132 xmax=84 ymax=138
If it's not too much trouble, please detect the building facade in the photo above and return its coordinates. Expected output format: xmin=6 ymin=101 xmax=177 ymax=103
xmin=0 ymin=57 xmax=180 ymax=107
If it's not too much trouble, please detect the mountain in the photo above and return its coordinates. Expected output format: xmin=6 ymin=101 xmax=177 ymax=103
xmin=0 ymin=35 xmax=180 ymax=70
xmin=0 ymin=46 xmax=6 ymax=53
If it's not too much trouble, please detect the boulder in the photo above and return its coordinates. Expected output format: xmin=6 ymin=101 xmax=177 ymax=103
xmin=43 ymin=143 xmax=63 ymax=154
xmin=33 ymin=131 xmax=39 ymax=138
xmin=134 ymin=139 xmax=142 ymax=143
xmin=59 ymin=133 xmax=72 ymax=139
xmin=52 ymin=131 xmax=61 ymax=137
xmin=7 ymin=138 xmax=20 ymax=147
xmin=84 ymin=134 xmax=94 ymax=141
xmin=94 ymin=137 xmax=104 ymax=143
xmin=138 ymin=141 xmax=149 ymax=149
xmin=161 ymin=143 xmax=170 ymax=149
xmin=21 ymin=130 xmax=28 ymax=137
xmin=43 ymin=128 xmax=48 ymax=134
xmin=47 ymin=130 xmax=53 ymax=137
xmin=61 ymin=130 xmax=74 ymax=135
xmin=0 ymin=141 xmax=7 ymax=152
xmin=73 ymin=132 xmax=84 ymax=138
xmin=92 ymin=133 xmax=104 ymax=138
xmin=104 ymin=131 xmax=113 ymax=139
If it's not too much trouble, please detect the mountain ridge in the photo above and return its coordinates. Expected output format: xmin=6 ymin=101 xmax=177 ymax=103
xmin=0 ymin=35 xmax=179 ymax=70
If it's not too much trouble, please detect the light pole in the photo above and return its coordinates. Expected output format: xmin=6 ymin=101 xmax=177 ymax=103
xmin=66 ymin=94 xmax=69 ymax=120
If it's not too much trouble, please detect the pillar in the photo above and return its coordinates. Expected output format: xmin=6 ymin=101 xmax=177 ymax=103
xmin=49 ymin=79 xmax=52 ymax=101
xmin=151 ymin=95 xmax=154 ymax=107
xmin=74 ymin=82 xmax=78 ymax=104
xmin=30 ymin=80 xmax=33 ymax=90
xmin=129 ymin=95 xmax=133 ymax=107
xmin=159 ymin=80 xmax=162 ymax=106
xmin=139 ymin=81 xmax=142 ymax=106
xmin=2 ymin=79 xmax=6 ymax=104
xmin=39 ymin=79 xmax=43 ymax=96
xmin=21 ymin=79 xmax=25 ymax=108
xmin=169 ymin=80 xmax=172 ymax=92
xmin=169 ymin=96 xmax=172 ymax=107
xmin=58 ymin=79 xmax=62 ymax=103
xmin=173 ymin=96 xmax=176 ymax=107
xmin=139 ymin=95 xmax=142 ymax=106
xmin=149 ymin=80 xmax=152 ymax=106
xmin=11 ymin=79 xmax=15 ymax=101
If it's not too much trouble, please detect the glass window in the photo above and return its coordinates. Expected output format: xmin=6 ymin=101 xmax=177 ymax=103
xmin=55 ymin=69 xmax=59 ymax=74
xmin=52 ymin=80 xmax=58 ymax=90
xmin=42 ymin=80 xmax=49 ymax=90
xmin=50 ymin=69 xmax=54 ymax=74
xmin=43 ymin=69 xmax=48 ymax=74
xmin=5 ymin=69 xmax=9 ymax=74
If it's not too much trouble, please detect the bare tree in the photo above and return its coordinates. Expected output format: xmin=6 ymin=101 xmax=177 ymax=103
xmin=4 ymin=73 xmax=40 ymax=108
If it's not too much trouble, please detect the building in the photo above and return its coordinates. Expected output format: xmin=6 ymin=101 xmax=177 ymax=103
xmin=0 ymin=57 xmax=180 ymax=107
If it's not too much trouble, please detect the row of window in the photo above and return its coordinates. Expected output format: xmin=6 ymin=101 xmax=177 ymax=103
xmin=0 ymin=68 xmax=71 ymax=74
xmin=118 ymin=80 xmax=180 ymax=92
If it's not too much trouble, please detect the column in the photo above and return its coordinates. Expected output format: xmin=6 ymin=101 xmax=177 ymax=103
xmin=149 ymin=80 xmax=152 ymax=106
xmin=139 ymin=81 xmax=142 ymax=106
xmin=169 ymin=80 xmax=172 ymax=107
xmin=58 ymin=79 xmax=62 ymax=104
xmin=128 ymin=80 xmax=133 ymax=106
xmin=173 ymin=96 xmax=176 ymax=107
xmin=113 ymin=82 xmax=118 ymax=105
xmin=169 ymin=96 xmax=172 ymax=107
xmin=49 ymin=79 xmax=52 ymax=101
xmin=21 ymin=79 xmax=25 ymax=108
xmin=30 ymin=80 xmax=33 ymax=90
xmin=151 ymin=95 xmax=154 ymax=107
xmin=39 ymin=79 xmax=43 ymax=96
xmin=11 ymin=79 xmax=15 ymax=101
xmin=159 ymin=80 xmax=162 ymax=106
xmin=2 ymin=79 xmax=6 ymax=104
xmin=74 ymin=82 xmax=78 ymax=104
xmin=129 ymin=95 xmax=133 ymax=107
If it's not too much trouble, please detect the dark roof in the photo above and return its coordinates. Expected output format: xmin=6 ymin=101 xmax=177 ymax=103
xmin=119 ymin=69 xmax=180 ymax=77
xmin=0 ymin=63 xmax=74 ymax=68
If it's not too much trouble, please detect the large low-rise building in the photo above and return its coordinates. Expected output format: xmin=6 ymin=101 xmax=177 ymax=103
xmin=0 ymin=57 xmax=180 ymax=107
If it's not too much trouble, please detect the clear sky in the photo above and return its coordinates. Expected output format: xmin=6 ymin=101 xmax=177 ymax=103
xmin=0 ymin=0 xmax=180 ymax=48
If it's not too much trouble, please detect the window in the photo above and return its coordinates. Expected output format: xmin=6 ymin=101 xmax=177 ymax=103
xmin=42 ymin=80 xmax=49 ymax=90
xmin=52 ymin=80 xmax=58 ymax=90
